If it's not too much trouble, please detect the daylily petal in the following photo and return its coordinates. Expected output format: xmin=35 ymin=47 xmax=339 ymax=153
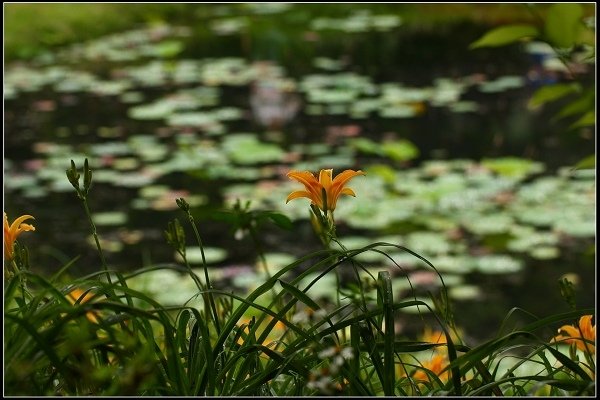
xmin=319 ymin=169 xmax=333 ymax=190
xmin=4 ymin=212 xmax=36 ymax=260
xmin=552 ymin=315 xmax=596 ymax=353
xmin=287 ymin=171 xmax=323 ymax=199
xmin=9 ymin=214 xmax=35 ymax=235
xmin=286 ymin=190 xmax=314 ymax=203
xmin=340 ymin=187 xmax=357 ymax=197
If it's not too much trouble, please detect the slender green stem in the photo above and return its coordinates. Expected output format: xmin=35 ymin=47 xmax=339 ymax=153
xmin=10 ymin=259 xmax=28 ymax=302
xmin=186 ymin=213 xmax=221 ymax=334
xmin=81 ymin=199 xmax=112 ymax=285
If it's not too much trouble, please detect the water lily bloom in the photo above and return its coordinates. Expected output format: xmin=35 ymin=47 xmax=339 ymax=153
xmin=553 ymin=315 xmax=596 ymax=353
xmin=4 ymin=212 xmax=35 ymax=260
xmin=286 ymin=169 xmax=365 ymax=212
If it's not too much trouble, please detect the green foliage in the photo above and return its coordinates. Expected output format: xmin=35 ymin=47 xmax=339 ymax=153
xmin=544 ymin=4 xmax=584 ymax=49
xmin=470 ymin=25 xmax=539 ymax=49
xmin=470 ymin=3 xmax=595 ymax=169
xmin=528 ymin=83 xmax=581 ymax=108
xmin=350 ymin=137 xmax=420 ymax=163
xmin=4 ymin=191 xmax=597 ymax=395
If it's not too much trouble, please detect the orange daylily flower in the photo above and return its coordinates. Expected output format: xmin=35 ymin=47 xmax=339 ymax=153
xmin=236 ymin=316 xmax=287 ymax=348
xmin=286 ymin=169 xmax=365 ymax=212
xmin=552 ymin=315 xmax=596 ymax=353
xmin=413 ymin=353 xmax=449 ymax=383
xmin=66 ymin=288 xmax=100 ymax=324
xmin=4 ymin=212 xmax=35 ymax=260
xmin=421 ymin=327 xmax=447 ymax=347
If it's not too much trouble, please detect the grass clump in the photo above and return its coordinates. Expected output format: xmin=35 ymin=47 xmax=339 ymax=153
xmin=3 ymin=160 xmax=595 ymax=396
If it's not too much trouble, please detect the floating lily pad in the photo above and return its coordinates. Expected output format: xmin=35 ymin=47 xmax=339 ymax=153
xmin=474 ymin=255 xmax=524 ymax=274
xmin=553 ymin=218 xmax=595 ymax=238
xmin=427 ymin=255 xmax=476 ymax=274
xmin=405 ymin=232 xmax=454 ymax=256
xmin=93 ymin=211 xmax=128 ymax=226
xmin=529 ymin=246 xmax=560 ymax=260
xmin=222 ymin=134 xmax=285 ymax=165
xmin=176 ymin=247 xmax=228 ymax=265
xmin=478 ymin=76 xmax=526 ymax=93
xmin=449 ymin=284 xmax=482 ymax=300
xmin=482 ymin=157 xmax=544 ymax=178
xmin=463 ymin=214 xmax=515 ymax=235
xmin=507 ymin=229 xmax=558 ymax=252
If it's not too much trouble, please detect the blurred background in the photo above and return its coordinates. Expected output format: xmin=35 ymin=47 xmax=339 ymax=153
xmin=4 ymin=3 xmax=595 ymax=343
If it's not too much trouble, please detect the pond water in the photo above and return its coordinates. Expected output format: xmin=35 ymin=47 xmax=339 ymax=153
xmin=4 ymin=6 xmax=595 ymax=342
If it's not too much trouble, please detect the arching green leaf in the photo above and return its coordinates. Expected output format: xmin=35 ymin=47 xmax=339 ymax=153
xmin=528 ymin=83 xmax=581 ymax=108
xmin=544 ymin=3 xmax=584 ymax=49
xmin=470 ymin=25 xmax=539 ymax=49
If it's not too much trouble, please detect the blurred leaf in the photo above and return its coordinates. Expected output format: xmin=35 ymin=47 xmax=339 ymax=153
xmin=154 ymin=40 xmax=184 ymax=58
xmin=470 ymin=25 xmax=538 ymax=49
xmin=554 ymin=90 xmax=595 ymax=121
xmin=262 ymin=212 xmax=293 ymax=230
xmin=544 ymin=3 xmax=584 ymax=49
xmin=569 ymin=111 xmax=595 ymax=129
xmin=528 ymin=83 xmax=581 ymax=108
xmin=381 ymin=140 xmax=419 ymax=162
xmin=350 ymin=137 xmax=381 ymax=155
xmin=573 ymin=154 xmax=595 ymax=170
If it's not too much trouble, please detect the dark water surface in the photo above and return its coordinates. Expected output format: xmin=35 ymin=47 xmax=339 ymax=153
xmin=4 ymin=7 xmax=595 ymax=342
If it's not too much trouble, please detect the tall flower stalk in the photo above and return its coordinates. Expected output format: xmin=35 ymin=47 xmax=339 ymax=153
xmin=286 ymin=168 xmax=365 ymax=309
xmin=176 ymin=198 xmax=221 ymax=334
xmin=66 ymin=159 xmax=111 ymax=285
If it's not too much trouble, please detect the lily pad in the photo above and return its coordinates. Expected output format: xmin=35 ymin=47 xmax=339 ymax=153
xmin=93 ymin=211 xmax=128 ymax=226
xmin=449 ymin=285 xmax=482 ymax=300
xmin=222 ymin=134 xmax=285 ymax=165
xmin=176 ymin=247 xmax=228 ymax=265
xmin=474 ymin=255 xmax=524 ymax=274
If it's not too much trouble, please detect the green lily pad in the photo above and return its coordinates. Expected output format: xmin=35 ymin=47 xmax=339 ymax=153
xmin=405 ymin=232 xmax=454 ymax=256
xmin=463 ymin=214 xmax=515 ymax=235
xmin=176 ymin=247 xmax=228 ymax=265
xmin=222 ymin=134 xmax=285 ymax=165
xmin=93 ymin=211 xmax=128 ymax=226
xmin=449 ymin=285 xmax=482 ymax=300
xmin=482 ymin=157 xmax=544 ymax=178
xmin=529 ymin=246 xmax=560 ymax=260
xmin=474 ymin=255 xmax=524 ymax=274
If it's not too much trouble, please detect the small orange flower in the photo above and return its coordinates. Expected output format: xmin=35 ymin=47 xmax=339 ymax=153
xmin=286 ymin=169 xmax=365 ymax=212
xmin=421 ymin=327 xmax=447 ymax=347
xmin=413 ymin=353 xmax=449 ymax=383
xmin=66 ymin=288 xmax=100 ymax=324
xmin=236 ymin=316 xmax=287 ymax=348
xmin=553 ymin=315 xmax=596 ymax=353
xmin=4 ymin=212 xmax=35 ymax=260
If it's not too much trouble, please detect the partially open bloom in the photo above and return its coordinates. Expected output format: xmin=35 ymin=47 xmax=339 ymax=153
xmin=286 ymin=169 xmax=365 ymax=212
xmin=552 ymin=315 xmax=596 ymax=353
xmin=235 ymin=316 xmax=287 ymax=348
xmin=4 ymin=212 xmax=35 ymax=260
xmin=421 ymin=327 xmax=447 ymax=347
xmin=66 ymin=288 xmax=100 ymax=324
